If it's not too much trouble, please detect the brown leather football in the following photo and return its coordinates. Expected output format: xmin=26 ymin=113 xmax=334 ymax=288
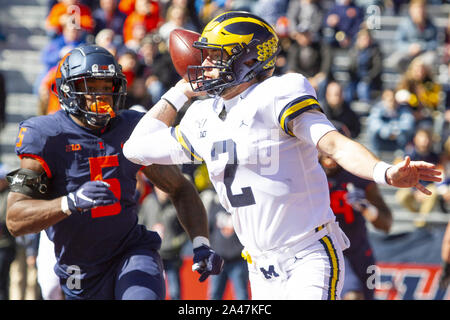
xmin=169 ymin=28 xmax=202 ymax=81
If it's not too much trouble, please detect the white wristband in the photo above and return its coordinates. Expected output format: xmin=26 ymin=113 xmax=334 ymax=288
xmin=193 ymin=236 xmax=210 ymax=249
xmin=161 ymin=87 xmax=189 ymax=112
xmin=61 ymin=196 xmax=72 ymax=216
xmin=373 ymin=161 xmax=392 ymax=185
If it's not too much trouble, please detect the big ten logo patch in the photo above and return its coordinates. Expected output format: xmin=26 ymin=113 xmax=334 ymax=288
xmin=369 ymin=263 xmax=450 ymax=300
xmin=66 ymin=144 xmax=82 ymax=152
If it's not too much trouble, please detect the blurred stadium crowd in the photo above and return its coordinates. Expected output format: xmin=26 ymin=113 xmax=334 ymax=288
xmin=0 ymin=0 xmax=449 ymax=300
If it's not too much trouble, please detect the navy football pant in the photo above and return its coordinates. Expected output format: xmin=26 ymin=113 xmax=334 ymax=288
xmin=63 ymin=247 xmax=165 ymax=300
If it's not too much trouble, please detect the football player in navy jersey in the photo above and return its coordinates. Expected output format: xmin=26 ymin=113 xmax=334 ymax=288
xmin=5 ymin=45 xmax=223 ymax=300
xmin=320 ymin=122 xmax=393 ymax=300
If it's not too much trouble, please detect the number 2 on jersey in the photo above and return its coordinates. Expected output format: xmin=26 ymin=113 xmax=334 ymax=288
xmin=89 ymin=155 xmax=121 ymax=218
xmin=211 ymin=139 xmax=255 ymax=208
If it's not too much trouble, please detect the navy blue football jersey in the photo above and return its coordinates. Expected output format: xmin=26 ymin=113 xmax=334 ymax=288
xmin=14 ymin=110 xmax=161 ymax=291
xmin=327 ymin=169 xmax=374 ymax=255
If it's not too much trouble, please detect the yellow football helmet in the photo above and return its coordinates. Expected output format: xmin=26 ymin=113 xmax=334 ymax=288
xmin=188 ymin=11 xmax=280 ymax=96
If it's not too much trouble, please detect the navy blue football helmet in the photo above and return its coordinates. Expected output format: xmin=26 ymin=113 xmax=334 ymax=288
xmin=55 ymin=45 xmax=127 ymax=128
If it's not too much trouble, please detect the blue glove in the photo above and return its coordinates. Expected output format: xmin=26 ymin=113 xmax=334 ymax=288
xmin=67 ymin=181 xmax=118 ymax=213
xmin=192 ymin=244 xmax=224 ymax=282
xmin=345 ymin=183 xmax=370 ymax=211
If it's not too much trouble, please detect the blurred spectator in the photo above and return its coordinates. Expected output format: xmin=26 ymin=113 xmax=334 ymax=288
xmin=46 ymin=0 xmax=94 ymax=37
xmin=195 ymin=0 xmax=228 ymax=25
xmin=118 ymin=0 xmax=137 ymax=15
xmin=36 ymin=22 xmax=86 ymax=96
xmin=137 ymin=34 xmax=179 ymax=104
xmin=322 ymin=0 xmax=364 ymax=49
xmin=124 ymin=77 xmax=153 ymax=110
xmin=38 ymin=66 xmax=60 ymax=116
xmin=345 ymin=27 xmax=383 ymax=103
xmin=123 ymin=0 xmax=163 ymax=44
xmin=41 ymin=22 xmax=86 ymax=74
xmin=440 ymin=62 xmax=450 ymax=147
xmin=9 ymin=233 xmax=41 ymax=300
xmin=201 ymin=188 xmax=249 ymax=300
xmin=387 ymin=0 xmax=439 ymax=73
xmin=396 ymin=56 xmax=442 ymax=130
xmin=321 ymin=81 xmax=361 ymax=138
xmin=0 ymin=72 xmax=5 ymax=131
xmin=158 ymin=4 xmax=197 ymax=46
xmin=92 ymin=0 xmax=127 ymax=39
xmin=124 ymin=22 xmax=148 ymax=52
xmin=139 ymin=186 xmax=189 ymax=300
xmin=366 ymin=89 xmax=415 ymax=156
xmin=395 ymin=128 xmax=440 ymax=219
xmin=287 ymin=26 xmax=331 ymax=78
xmin=0 ymin=164 xmax=15 ymax=300
xmin=252 ymin=0 xmax=290 ymax=27
xmin=287 ymin=0 xmax=324 ymax=40
xmin=443 ymin=13 xmax=450 ymax=65
xmin=286 ymin=25 xmax=332 ymax=92
xmin=95 ymin=28 xmax=117 ymax=56
xmin=117 ymin=50 xmax=139 ymax=88
xmin=227 ymin=0 xmax=257 ymax=12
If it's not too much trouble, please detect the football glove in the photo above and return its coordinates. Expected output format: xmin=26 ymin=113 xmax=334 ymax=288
xmin=192 ymin=244 xmax=224 ymax=282
xmin=345 ymin=184 xmax=370 ymax=212
xmin=439 ymin=262 xmax=450 ymax=289
xmin=67 ymin=180 xmax=118 ymax=213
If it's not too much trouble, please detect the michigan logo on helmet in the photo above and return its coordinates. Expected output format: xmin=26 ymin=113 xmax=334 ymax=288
xmin=188 ymin=11 xmax=280 ymax=96
xmin=55 ymin=45 xmax=127 ymax=128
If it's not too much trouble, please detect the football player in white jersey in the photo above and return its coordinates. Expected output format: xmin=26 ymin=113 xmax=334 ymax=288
xmin=123 ymin=11 xmax=442 ymax=299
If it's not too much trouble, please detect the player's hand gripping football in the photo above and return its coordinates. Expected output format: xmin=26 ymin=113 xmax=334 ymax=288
xmin=67 ymin=180 xmax=118 ymax=213
xmin=192 ymin=244 xmax=224 ymax=282
xmin=386 ymin=156 xmax=442 ymax=195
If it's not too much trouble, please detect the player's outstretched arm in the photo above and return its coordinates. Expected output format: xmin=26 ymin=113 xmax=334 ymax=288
xmin=317 ymin=130 xmax=442 ymax=194
xmin=7 ymin=157 xmax=118 ymax=237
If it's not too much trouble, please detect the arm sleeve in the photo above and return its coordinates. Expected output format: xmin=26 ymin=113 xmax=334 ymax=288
xmin=123 ymin=115 xmax=193 ymax=166
xmin=291 ymin=109 xmax=337 ymax=146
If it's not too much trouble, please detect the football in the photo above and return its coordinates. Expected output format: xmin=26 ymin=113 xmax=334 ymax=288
xmin=169 ymin=28 xmax=202 ymax=81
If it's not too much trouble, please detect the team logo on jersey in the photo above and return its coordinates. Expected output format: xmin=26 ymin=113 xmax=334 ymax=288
xmin=66 ymin=144 xmax=82 ymax=152
xmin=259 ymin=265 xmax=280 ymax=279
xmin=196 ymin=118 xmax=207 ymax=128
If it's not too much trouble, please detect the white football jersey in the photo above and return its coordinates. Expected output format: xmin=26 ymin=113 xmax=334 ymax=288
xmin=174 ymin=73 xmax=336 ymax=255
